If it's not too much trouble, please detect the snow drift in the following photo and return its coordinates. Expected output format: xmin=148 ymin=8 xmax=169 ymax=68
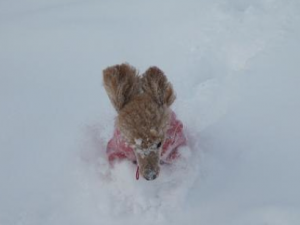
xmin=1 ymin=0 xmax=300 ymax=224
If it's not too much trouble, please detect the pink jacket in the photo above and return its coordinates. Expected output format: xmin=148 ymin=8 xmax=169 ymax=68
xmin=106 ymin=111 xmax=186 ymax=164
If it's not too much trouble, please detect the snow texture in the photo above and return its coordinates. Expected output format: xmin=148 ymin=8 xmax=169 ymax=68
xmin=1 ymin=0 xmax=300 ymax=224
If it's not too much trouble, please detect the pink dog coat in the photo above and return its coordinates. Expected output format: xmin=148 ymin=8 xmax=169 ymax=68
xmin=106 ymin=111 xmax=186 ymax=164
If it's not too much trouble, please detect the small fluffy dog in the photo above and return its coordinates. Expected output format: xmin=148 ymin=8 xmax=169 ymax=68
xmin=103 ymin=63 xmax=185 ymax=180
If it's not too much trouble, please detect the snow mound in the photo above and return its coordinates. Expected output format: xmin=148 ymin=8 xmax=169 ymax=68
xmin=80 ymin=122 xmax=200 ymax=224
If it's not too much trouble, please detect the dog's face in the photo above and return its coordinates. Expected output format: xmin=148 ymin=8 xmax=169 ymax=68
xmin=103 ymin=64 xmax=175 ymax=180
xmin=117 ymin=96 xmax=171 ymax=180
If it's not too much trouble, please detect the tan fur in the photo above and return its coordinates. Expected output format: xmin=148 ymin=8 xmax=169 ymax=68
xmin=103 ymin=63 xmax=175 ymax=180
xmin=103 ymin=64 xmax=140 ymax=112
xmin=142 ymin=66 xmax=176 ymax=107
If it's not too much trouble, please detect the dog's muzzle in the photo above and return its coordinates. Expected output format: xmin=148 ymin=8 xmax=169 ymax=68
xmin=135 ymin=147 xmax=161 ymax=181
xmin=142 ymin=163 xmax=160 ymax=181
xmin=144 ymin=169 xmax=158 ymax=180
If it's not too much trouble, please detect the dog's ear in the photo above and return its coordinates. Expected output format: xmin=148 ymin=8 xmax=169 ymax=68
xmin=103 ymin=63 xmax=140 ymax=112
xmin=141 ymin=66 xmax=175 ymax=107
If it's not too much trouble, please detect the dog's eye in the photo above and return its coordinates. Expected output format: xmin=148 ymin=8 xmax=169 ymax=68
xmin=157 ymin=142 xmax=162 ymax=148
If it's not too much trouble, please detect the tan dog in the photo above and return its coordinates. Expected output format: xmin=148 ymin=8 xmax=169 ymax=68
xmin=103 ymin=63 xmax=175 ymax=180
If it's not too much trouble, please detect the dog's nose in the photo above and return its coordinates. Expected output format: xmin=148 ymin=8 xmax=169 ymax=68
xmin=143 ymin=169 xmax=158 ymax=181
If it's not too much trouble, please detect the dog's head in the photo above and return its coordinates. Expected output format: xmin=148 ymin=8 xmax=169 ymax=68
xmin=103 ymin=64 xmax=175 ymax=180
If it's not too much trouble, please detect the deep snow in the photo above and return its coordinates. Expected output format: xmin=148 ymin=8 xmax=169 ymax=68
xmin=1 ymin=0 xmax=300 ymax=224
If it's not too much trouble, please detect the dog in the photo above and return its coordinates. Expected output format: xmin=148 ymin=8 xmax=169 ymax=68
xmin=103 ymin=63 xmax=186 ymax=180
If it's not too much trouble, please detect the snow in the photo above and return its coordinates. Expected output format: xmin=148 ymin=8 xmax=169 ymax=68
xmin=134 ymin=138 xmax=142 ymax=146
xmin=1 ymin=0 xmax=300 ymax=224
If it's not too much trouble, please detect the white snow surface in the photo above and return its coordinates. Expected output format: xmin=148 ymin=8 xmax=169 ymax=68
xmin=1 ymin=0 xmax=300 ymax=224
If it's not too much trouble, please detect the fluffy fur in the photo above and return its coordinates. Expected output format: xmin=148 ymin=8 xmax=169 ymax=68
xmin=103 ymin=63 xmax=176 ymax=180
